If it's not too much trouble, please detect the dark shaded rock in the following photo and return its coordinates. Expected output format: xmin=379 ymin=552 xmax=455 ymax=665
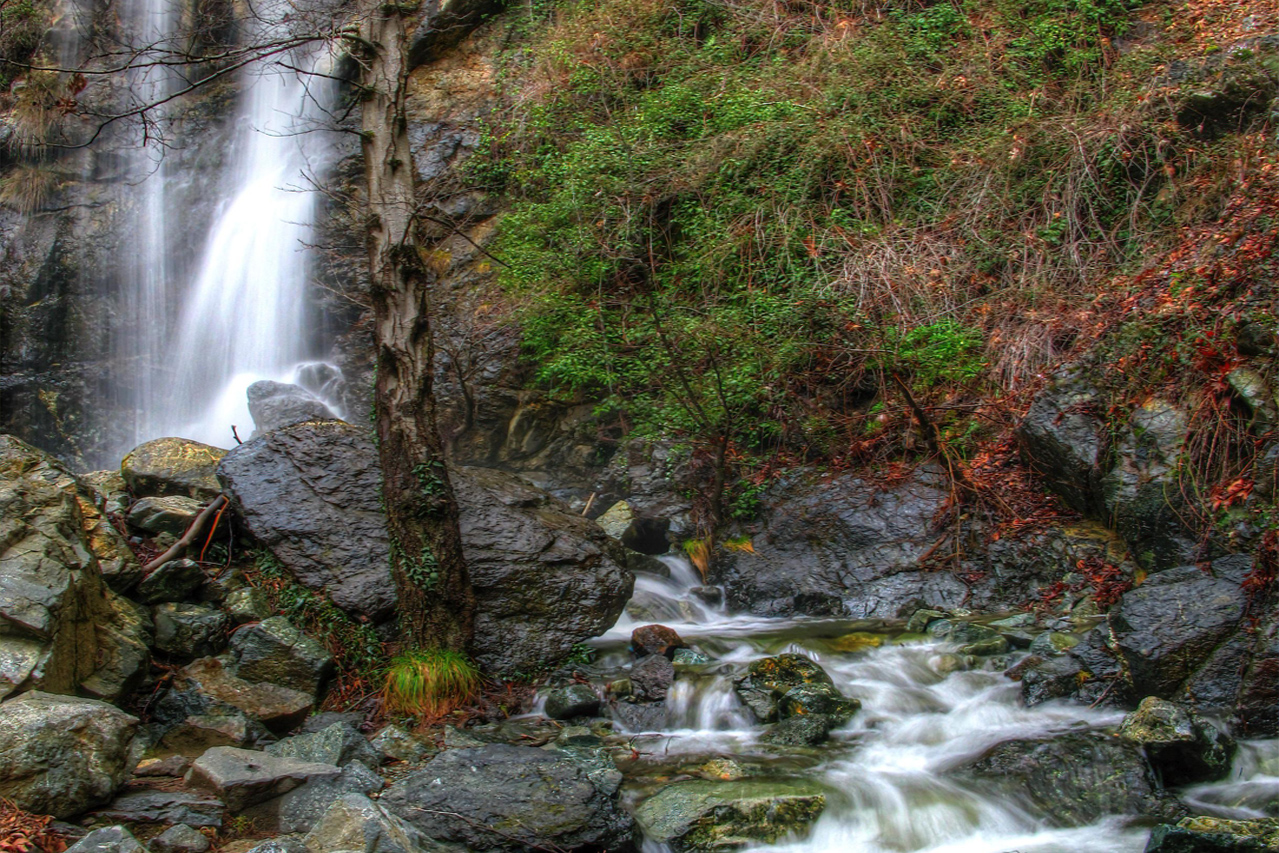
xmin=1017 ymin=367 xmax=1107 ymax=514
xmin=626 ymin=552 xmax=671 ymax=577
xmin=408 ymin=0 xmax=503 ymax=69
xmin=545 ymin=684 xmax=600 ymax=720
xmin=1164 ymin=40 xmax=1279 ymax=137
xmin=265 ymin=722 xmax=381 ymax=770
xmin=152 ymin=824 xmax=210 ymax=853
xmin=137 ymin=559 xmax=207 ymax=605
xmin=622 ymin=516 xmax=671 ymax=555
xmin=632 ymin=624 xmax=684 ymax=658
xmin=1016 ymin=625 xmax=1127 ymax=708
xmin=1109 ymin=558 xmax=1250 ymax=698
xmin=632 ymin=654 xmax=676 ymax=702
xmin=217 ymin=422 xmax=632 ymax=672
xmin=1102 ymin=400 xmax=1198 ymax=570
xmin=1120 ymin=697 xmax=1236 ymax=785
xmin=185 ymin=746 xmax=340 ymax=812
xmin=711 ymin=468 xmax=959 ymax=618
xmin=127 ymin=496 xmax=202 ymax=538
xmin=230 ymin=617 xmax=333 ymax=696
xmin=80 ymin=591 xmax=152 ymax=702
xmin=304 ymin=793 xmax=431 ymax=853
xmin=64 ymin=826 xmax=145 ymax=853
xmin=606 ymin=700 xmax=668 ymax=732
xmin=778 ymin=683 xmax=859 ymax=724
xmin=1145 ymin=817 xmax=1279 ymax=853
xmin=0 ymin=692 xmax=138 ymax=818
xmin=635 ymin=778 xmax=827 ymax=852
xmin=169 ymin=656 xmax=314 ymax=733
xmin=382 ymin=744 xmax=633 ymax=851
xmin=247 ymin=381 xmax=335 ymax=437
xmin=88 ymin=790 xmax=224 ymax=827
xmin=154 ymin=603 xmax=229 ymax=658
xmin=250 ymin=760 xmax=384 ymax=834
xmin=370 ymin=725 xmax=434 ymax=764
xmin=223 ymin=588 xmax=273 ymax=625
xmin=760 ymin=715 xmax=835 ymax=747
xmin=121 ymin=438 xmax=226 ymax=501
xmin=301 ymin=711 xmax=365 ymax=733
xmin=959 ymin=730 xmax=1182 ymax=827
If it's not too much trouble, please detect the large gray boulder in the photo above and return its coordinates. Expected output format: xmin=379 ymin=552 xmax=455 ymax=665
xmin=185 ymin=746 xmax=340 ymax=812
xmin=1109 ymin=557 xmax=1250 ymax=701
xmin=217 ymin=421 xmax=633 ymax=673
xmin=121 ymin=437 xmax=226 ymax=501
xmin=0 ymin=435 xmax=118 ymax=698
xmin=0 ymin=691 xmax=138 ymax=818
xmin=381 ymin=744 xmax=633 ymax=852
xmin=635 ymin=778 xmax=828 ymax=852
xmin=247 ymin=381 xmax=335 ymax=438
xmin=305 ymin=793 xmax=432 ymax=853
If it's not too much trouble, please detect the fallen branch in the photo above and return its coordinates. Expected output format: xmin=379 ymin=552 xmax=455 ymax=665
xmin=142 ymin=495 xmax=228 ymax=574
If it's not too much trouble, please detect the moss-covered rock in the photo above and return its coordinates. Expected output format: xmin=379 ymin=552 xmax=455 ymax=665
xmin=635 ymin=778 xmax=828 ymax=852
xmin=1120 ymin=697 xmax=1236 ymax=785
xmin=122 ymin=437 xmax=227 ymax=501
xmin=1146 ymin=817 xmax=1279 ymax=853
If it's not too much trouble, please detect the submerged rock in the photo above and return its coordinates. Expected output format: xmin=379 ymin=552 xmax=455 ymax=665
xmin=121 ymin=437 xmax=226 ymax=501
xmin=959 ymin=730 xmax=1182 ymax=827
xmin=0 ymin=691 xmax=138 ymax=818
xmin=1120 ymin=697 xmax=1236 ymax=785
xmin=381 ymin=743 xmax=633 ymax=851
xmin=635 ymin=778 xmax=828 ymax=852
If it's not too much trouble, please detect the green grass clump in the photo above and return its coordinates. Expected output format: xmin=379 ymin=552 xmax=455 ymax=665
xmin=382 ymin=648 xmax=481 ymax=717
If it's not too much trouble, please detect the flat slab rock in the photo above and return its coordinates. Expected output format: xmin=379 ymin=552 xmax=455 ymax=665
xmin=185 ymin=746 xmax=340 ymax=812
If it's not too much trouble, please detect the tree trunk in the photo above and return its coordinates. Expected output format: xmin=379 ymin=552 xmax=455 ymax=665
xmin=358 ymin=1 xmax=474 ymax=652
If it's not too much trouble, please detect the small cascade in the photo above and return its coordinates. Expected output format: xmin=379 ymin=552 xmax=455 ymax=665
xmin=591 ymin=553 xmax=1279 ymax=853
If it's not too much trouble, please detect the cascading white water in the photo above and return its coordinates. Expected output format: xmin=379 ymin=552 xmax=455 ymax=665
xmin=598 ymin=557 xmax=1277 ymax=853
xmin=116 ymin=2 xmax=342 ymax=454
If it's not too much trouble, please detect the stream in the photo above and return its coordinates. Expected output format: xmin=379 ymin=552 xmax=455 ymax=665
xmin=582 ymin=557 xmax=1279 ymax=853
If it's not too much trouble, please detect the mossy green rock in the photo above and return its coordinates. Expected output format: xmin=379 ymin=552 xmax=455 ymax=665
xmin=1146 ymin=817 xmax=1279 ymax=852
xmin=778 ymin=683 xmax=859 ymax=724
xmin=1120 ymin=696 xmax=1236 ymax=785
xmin=734 ymin=653 xmax=839 ymax=722
xmin=635 ymin=778 xmax=828 ymax=852
xmin=122 ymin=437 xmax=226 ymax=501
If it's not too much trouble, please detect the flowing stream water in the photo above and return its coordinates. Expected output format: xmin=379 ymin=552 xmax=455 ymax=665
xmin=590 ymin=557 xmax=1279 ymax=853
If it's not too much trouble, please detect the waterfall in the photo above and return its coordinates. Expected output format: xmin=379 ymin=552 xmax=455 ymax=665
xmin=116 ymin=4 xmax=341 ymax=454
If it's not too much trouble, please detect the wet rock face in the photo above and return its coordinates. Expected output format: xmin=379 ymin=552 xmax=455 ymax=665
xmin=381 ymin=743 xmax=634 ymax=852
xmin=0 ymin=691 xmax=138 ymax=818
xmin=218 ymin=420 xmax=633 ymax=673
xmin=959 ymin=730 xmax=1182 ymax=828
xmin=1108 ymin=557 xmax=1250 ymax=700
xmin=185 ymin=746 xmax=340 ymax=812
xmin=246 ymin=381 xmax=335 ymax=437
xmin=1145 ymin=816 xmax=1279 ymax=853
xmin=635 ymin=778 xmax=828 ymax=853
xmin=732 ymin=654 xmax=859 ymax=724
xmin=711 ymin=467 xmax=960 ymax=618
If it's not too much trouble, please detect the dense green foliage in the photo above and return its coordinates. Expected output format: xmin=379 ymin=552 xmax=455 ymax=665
xmin=472 ymin=0 xmax=1237 ymax=476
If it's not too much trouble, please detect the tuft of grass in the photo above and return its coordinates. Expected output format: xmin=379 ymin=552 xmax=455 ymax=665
xmin=382 ymin=648 xmax=481 ymax=718
xmin=0 ymin=163 xmax=55 ymax=212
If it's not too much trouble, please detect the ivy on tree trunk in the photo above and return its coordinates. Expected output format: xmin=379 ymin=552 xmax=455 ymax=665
xmin=357 ymin=0 xmax=475 ymax=652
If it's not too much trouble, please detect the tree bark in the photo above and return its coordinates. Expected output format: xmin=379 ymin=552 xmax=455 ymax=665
xmin=358 ymin=0 xmax=474 ymax=652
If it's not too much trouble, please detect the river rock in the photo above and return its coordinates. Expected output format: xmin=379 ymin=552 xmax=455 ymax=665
xmin=733 ymin=654 xmax=837 ymax=723
xmin=152 ymin=824 xmax=211 ymax=853
xmin=545 ymin=684 xmax=600 ymax=720
xmin=186 ymin=746 xmax=341 ymax=812
xmin=88 ymin=789 xmax=224 ymax=828
xmin=127 ymin=495 xmax=203 ymax=537
xmin=0 ymin=691 xmax=138 ymax=818
xmin=632 ymin=654 xmax=675 ymax=701
xmin=250 ymin=761 xmax=384 ymax=834
xmin=1109 ymin=558 xmax=1250 ymax=699
xmin=217 ymin=421 xmax=633 ymax=672
xmin=381 ymin=743 xmax=633 ymax=851
xmin=960 ymin=730 xmax=1181 ymax=827
xmin=121 ymin=437 xmax=226 ymax=501
xmin=1120 ymin=697 xmax=1236 ymax=785
xmin=304 ymin=793 xmax=427 ymax=853
xmin=154 ymin=603 xmax=229 ymax=658
xmin=65 ymin=826 xmax=146 ymax=853
xmin=1102 ymin=399 xmax=1197 ymax=570
xmin=1146 ymin=816 xmax=1279 ymax=852
xmin=0 ymin=435 xmax=113 ymax=698
xmin=80 ymin=591 xmax=152 ymax=702
xmin=760 ymin=714 xmax=835 ymax=747
xmin=635 ymin=778 xmax=828 ymax=852
xmin=1016 ymin=624 xmax=1127 ymax=708
xmin=632 ymin=624 xmax=684 ymax=657
xmin=778 ymin=683 xmax=859 ymax=724
xmin=247 ymin=381 xmax=335 ymax=437
xmin=265 ymin=722 xmax=381 ymax=770
xmin=1017 ymin=366 xmax=1107 ymax=514
xmin=229 ymin=617 xmax=333 ymax=696
xmin=137 ymin=559 xmax=207 ymax=605
xmin=169 ymin=656 xmax=314 ymax=733
xmin=712 ymin=467 xmax=960 ymax=618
